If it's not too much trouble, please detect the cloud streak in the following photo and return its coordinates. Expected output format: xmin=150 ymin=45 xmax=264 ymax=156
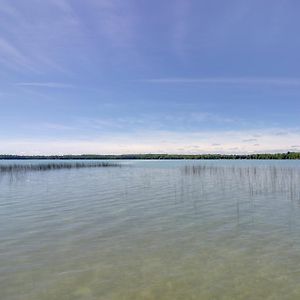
xmin=0 ymin=37 xmax=34 ymax=70
xmin=142 ymin=77 xmax=300 ymax=86
xmin=15 ymin=82 xmax=75 ymax=88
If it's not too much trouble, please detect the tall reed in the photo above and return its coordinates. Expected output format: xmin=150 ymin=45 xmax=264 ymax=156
xmin=0 ymin=162 xmax=121 ymax=174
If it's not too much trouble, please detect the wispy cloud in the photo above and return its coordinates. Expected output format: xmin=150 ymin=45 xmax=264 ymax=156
xmin=0 ymin=0 xmax=140 ymax=74
xmin=83 ymin=0 xmax=138 ymax=49
xmin=0 ymin=0 xmax=82 ymax=73
xmin=142 ymin=77 xmax=300 ymax=86
xmin=15 ymin=82 xmax=74 ymax=88
xmin=190 ymin=112 xmax=235 ymax=124
xmin=170 ymin=0 xmax=191 ymax=57
xmin=0 ymin=37 xmax=34 ymax=70
xmin=42 ymin=123 xmax=77 ymax=130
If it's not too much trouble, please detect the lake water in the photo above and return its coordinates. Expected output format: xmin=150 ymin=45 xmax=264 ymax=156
xmin=1 ymin=160 xmax=300 ymax=300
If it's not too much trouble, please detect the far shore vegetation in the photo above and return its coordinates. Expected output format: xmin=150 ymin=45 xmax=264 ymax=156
xmin=1 ymin=152 xmax=300 ymax=160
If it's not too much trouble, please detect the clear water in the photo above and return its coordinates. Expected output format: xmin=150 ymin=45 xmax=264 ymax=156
xmin=1 ymin=160 xmax=300 ymax=300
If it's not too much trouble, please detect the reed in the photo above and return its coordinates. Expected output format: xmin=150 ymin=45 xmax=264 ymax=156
xmin=182 ymin=165 xmax=300 ymax=201
xmin=0 ymin=162 xmax=121 ymax=173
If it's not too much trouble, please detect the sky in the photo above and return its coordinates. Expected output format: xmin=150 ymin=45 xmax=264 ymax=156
xmin=1 ymin=0 xmax=300 ymax=155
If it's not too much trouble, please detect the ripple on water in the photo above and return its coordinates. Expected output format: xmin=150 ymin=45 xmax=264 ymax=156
xmin=1 ymin=160 xmax=300 ymax=299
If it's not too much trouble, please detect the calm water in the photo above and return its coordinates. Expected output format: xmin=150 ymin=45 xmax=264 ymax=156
xmin=1 ymin=160 xmax=300 ymax=300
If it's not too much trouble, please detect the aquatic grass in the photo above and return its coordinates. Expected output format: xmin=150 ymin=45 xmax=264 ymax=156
xmin=0 ymin=162 xmax=121 ymax=174
xmin=182 ymin=165 xmax=300 ymax=201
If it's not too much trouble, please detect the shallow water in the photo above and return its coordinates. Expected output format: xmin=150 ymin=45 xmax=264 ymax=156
xmin=1 ymin=160 xmax=300 ymax=300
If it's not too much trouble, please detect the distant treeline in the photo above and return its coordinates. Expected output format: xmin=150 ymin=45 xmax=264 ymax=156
xmin=1 ymin=152 xmax=300 ymax=160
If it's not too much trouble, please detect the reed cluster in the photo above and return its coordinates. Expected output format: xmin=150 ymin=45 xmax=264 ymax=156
xmin=0 ymin=162 xmax=121 ymax=173
xmin=183 ymin=165 xmax=300 ymax=201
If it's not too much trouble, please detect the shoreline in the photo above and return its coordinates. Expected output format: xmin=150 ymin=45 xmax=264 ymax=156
xmin=1 ymin=152 xmax=300 ymax=160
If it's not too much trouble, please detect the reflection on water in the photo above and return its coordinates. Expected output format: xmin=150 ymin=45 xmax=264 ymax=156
xmin=1 ymin=160 xmax=300 ymax=299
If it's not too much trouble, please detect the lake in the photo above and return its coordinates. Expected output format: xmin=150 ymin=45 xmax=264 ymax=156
xmin=1 ymin=160 xmax=300 ymax=299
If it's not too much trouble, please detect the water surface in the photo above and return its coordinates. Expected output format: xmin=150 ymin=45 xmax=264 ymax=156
xmin=1 ymin=160 xmax=300 ymax=299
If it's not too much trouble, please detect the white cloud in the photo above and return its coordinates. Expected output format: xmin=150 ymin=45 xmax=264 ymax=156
xmin=1 ymin=128 xmax=299 ymax=155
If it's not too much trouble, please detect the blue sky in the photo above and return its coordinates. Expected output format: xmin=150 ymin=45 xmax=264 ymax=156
xmin=1 ymin=0 xmax=300 ymax=154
